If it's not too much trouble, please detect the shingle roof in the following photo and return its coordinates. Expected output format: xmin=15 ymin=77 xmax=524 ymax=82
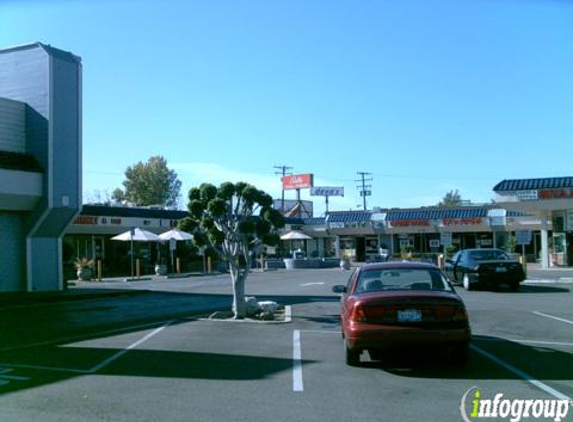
xmin=326 ymin=211 xmax=372 ymax=223
xmin=493 ymin=177 xmax=573 ymax=192
xmin=386 ymin=208 xmax=488 ymax=220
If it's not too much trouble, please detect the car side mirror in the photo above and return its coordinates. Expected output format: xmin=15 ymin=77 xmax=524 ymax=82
xmin=332 ymin=285 xmax=347 ymax=294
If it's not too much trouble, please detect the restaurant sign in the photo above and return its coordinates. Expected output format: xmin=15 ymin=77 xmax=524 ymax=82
xmin=515 ymin=189 xmax=573 ymax=201
xmin=442 ymin=218 xmax=483 ymax=226
xmin=282 ymin=174 xmax=314 ymax=190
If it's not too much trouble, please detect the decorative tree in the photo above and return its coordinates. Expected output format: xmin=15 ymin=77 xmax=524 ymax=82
xmin=179 ymin=182 xmax=284 ymax=319
xmin=438 ymin=189 xmax=463 ymax=207
xmin=113 ymin=155 xmax=182 ymax=208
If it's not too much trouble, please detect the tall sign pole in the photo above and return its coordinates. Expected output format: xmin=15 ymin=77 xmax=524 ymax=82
xmin=274 ymin=165 xmax=293 ymax=214
xmin=356 ymin=171 xmax=373 ymax=210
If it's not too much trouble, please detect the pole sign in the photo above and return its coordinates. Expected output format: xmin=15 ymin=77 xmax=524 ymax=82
xmin=310 ymin=187 xmax=344 ymax=197
xmin=282 ymin=174 xmax=314 ymax=190
xmin=169 ymin=239 xmax=177 ymax=251
xmin=515 ymin=230 xmax=532 ymax=245
xmin=440 ymin=232 xmax=452 ymax=247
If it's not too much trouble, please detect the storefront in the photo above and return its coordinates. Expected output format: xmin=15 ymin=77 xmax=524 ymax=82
xmin=64 ymin=205 xmax=189 ymax=278
xmin=494 ymin=177 xmax=573 ymax=268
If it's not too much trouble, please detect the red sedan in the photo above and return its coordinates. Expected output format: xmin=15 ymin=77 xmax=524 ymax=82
xmin=332 ymin=261 xmax=471 ymax=366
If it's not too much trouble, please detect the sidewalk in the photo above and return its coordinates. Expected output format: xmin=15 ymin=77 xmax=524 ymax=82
xmin=525 ymin=263 xmax=573 ymax=284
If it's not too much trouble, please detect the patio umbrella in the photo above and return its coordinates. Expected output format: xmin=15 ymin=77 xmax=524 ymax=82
xmin=159 ymin=228 xmax=194 ymax=271
xmin=112 ymin=228 xmax=160 ymax=278
xmin=280 ymin=231 xmax=312 ymax=256
xmin=280 ymin=231 xmax=312 ymax=240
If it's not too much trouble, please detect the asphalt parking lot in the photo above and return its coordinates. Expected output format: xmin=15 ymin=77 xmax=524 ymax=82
xmin=1 ymin=269 xmax=572 ymax=422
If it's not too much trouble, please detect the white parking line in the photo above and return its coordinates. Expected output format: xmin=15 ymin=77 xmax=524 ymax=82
xmin=470 ymin=344 xmax=572 ymax=402
xmin=284 ymin=306 xmax=292 ymax=323
xmin=300 ymin=282 xmax=325 ymax=287
xmin=293 ymin=330 xmax=303 ymax=392
xmin=0 ymin=320 xmax=174 ymax=353
xmin=533 ymin=311 xmax=573 ymax=326
xmin=90 ymin=322 xmax=172 ymax=373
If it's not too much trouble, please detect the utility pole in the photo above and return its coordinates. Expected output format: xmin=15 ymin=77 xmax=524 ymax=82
xmin=274 ymin=165 xmax=293 ymax=214
xmin=355 ymin=171 xmax=373 ymax=211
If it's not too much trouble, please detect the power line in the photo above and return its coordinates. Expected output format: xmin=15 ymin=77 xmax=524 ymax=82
xmin=355 ymin=171 xmax=373 ymax=211
xmin=274 ymin=165 xmax=293 ymax=213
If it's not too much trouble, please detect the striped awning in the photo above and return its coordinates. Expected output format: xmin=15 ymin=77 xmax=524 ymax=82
xmin=493 ymin=177 xmax=573 ymax=192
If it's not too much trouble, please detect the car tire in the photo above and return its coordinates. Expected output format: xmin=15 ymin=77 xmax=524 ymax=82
xmin=462 ymin=273 xmax=473 ymax=291
xmin=345 ymin=341 xmax=360 ymax=366
xmin=509 ymin=281 xmax=520 ymax=292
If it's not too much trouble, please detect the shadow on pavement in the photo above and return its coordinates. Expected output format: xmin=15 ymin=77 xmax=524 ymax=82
xmin=0 ymin=345 xmax=315 ymax=395
xmin=361 ymin=335 xmax=573 ymax=382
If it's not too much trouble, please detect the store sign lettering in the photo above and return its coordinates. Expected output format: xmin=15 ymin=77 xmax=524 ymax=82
xmin=538 ymin=189 xmax=573 ymax=200
xmin=74 ymin=216 xmax=98 ymax=225
xmin=442 ymin=218 xmax=482 ymax=226
xmin=391 ymin=219 xmax=430 ymax=227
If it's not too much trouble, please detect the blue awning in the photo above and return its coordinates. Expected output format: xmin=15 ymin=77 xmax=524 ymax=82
xmin=386 ymin=208 xmax=488 ymax=221
xmin=493 ymin=177 xmax=573 ymax=192
xmin=326 ymin=211 xmax=372 ymax=223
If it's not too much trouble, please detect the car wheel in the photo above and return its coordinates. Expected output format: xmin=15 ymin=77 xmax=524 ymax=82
xmin=509 ymin=281 xmax=520 ymax=292
xmin=462 ymin=273 xmax=473 ymax=291
xmin=345 ymin=341 xmax=360 ymax=366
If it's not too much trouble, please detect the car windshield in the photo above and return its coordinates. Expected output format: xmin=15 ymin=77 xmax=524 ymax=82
xmin=355 ymin=268 xmax=451 ymax=293
xmin=469 ymin=250 xmax=510 ymax=261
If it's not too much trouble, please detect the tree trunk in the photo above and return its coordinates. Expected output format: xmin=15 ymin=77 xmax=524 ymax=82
xmin=230 ymin=262 xmax=247 ymax=319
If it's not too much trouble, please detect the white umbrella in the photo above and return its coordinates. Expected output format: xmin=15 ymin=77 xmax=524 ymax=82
xmin=158 ymin=228 xmax=194 ymax=241
xmin=280 ymin=230 xmax=312 ymax=240
xmin=159 ymin=228 xmax=194 ymax=271
xmin=280 ymin=231 xmax=312 ymax=257
xmin=112 ymin=228 xmax=160 ymax=278
xmin=112 ymin=228 xmax=160 ymax=242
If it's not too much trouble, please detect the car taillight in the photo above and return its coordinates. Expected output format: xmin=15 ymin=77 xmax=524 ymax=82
xmin=350 ymin=305 xmax=367 ymax=322
xmin=452 ymin=306 xmax=468 ymax=322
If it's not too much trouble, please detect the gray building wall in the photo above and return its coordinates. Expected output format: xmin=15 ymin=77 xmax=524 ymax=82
xmin=0 ymin=98 xmax=26 ymax=152
xmin=0 ymin=212 xmax=23 ymax=292
xmin=0 ymin=43 xmax=82 ymax=292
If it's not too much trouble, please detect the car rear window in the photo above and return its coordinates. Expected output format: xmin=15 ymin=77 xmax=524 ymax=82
xmin=355 ymin=268 xmax=451 ymax=293
xmin=469 ymin=250 xmax=509 ymax=261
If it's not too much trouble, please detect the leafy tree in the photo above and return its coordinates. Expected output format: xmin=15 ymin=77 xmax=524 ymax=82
xmin=113 ymin=156 xmax=182 ymax=208
xmin=179 ymin=182 xmax=284 ymax=318
xmin=438 ymin=189 xmax=463 ymax=207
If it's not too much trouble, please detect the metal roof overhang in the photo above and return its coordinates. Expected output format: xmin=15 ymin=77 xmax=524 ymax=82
xmin=0 ymin=168 xmax=42 ymax=211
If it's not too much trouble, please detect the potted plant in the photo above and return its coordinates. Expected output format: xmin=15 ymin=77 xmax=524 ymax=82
xmin=340 ymin=254 xmax=351 ymax=270
xmin=155 ymin=259 xmax=168 ymax=276
xmin=75 ymin=257 xmax=94 ymax=281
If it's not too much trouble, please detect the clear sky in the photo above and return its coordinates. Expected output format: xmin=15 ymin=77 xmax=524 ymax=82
xmin=2 ymin=0 xmax=573 ymax=215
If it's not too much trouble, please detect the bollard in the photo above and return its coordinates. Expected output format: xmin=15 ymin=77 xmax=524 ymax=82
xmin=437 ymin=254 xmax=444 ymax=269
xmin=208 ymin=257 xmax=212 ymax=274
xmin=97 ymin=260 xmax=102 ymax=281
xmin=136 ymin=259 xmax=141 ymax=278
xmin=176 ymin=257 xmax=181 ymax=274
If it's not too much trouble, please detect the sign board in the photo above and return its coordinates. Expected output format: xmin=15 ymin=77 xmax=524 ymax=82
xmin=282 ymin=174 xmax=314 ymax=190
xmin=515 ymin=230 xmax=532 ymax=245
xmin=440 ymin=232 xmax=452 ymax=247
xmin=169 ymin=239 xmax=177 ymax=251
xmin=310 ymin=186 xmax=344 ymax=197
xmin=429 ymin=239 xmax=440 ymax=248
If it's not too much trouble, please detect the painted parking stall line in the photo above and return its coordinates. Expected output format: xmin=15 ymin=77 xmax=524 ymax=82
xmin=293 ymin=330 xmax=303 ymax=392
xmin=90 ymin=321 xmax=173 ymax=373
xmin=0 ymin=367 xmax=30 ymax=387
xmin=533 ymin=311 xmax=573 ymax=326
xmin=470 ymin=344 xmax=572 ymax=402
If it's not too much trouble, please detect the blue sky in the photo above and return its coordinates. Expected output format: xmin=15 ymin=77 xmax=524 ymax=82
xmin=2 ymin=0 xmax=573 ymax=214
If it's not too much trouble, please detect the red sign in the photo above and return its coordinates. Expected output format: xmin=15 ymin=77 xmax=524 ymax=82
xmin=442 ymin=218 xmax=483 ymax=226
xmin=391 ymin=219 xmax=430 ymax=227
xmin=538 ymin=189 xmax=573 ymax=200
xmin=282 ymin=174 xmax=314 ymax=190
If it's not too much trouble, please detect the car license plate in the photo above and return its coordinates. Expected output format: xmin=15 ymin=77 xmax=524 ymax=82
xmin=397 ymin=309 xmax=422 ymax=322
xmin=496 ymin=267 xmax=507 ymax=273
